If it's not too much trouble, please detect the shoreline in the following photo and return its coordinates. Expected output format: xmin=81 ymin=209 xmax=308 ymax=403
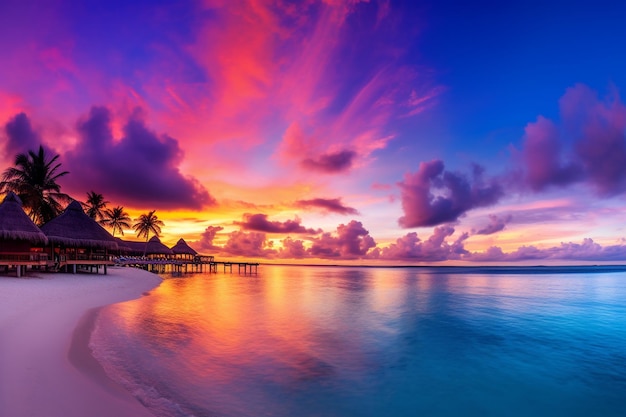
xmin=0 ymin=267 xmax=161 ymax=417
xmin=68 ymin=307 xmax=138 ymax=400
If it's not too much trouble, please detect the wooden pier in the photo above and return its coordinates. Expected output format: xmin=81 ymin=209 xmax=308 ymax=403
xmin=116 ymin=257 xmax=259 ymax=275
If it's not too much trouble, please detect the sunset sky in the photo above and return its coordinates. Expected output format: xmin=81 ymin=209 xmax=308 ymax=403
xmin=2 ymin=0 xmax=626 ymax=264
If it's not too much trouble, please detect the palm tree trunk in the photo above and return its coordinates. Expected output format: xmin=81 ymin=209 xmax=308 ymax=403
xmin=143 ymin=234 xmax=149 ymax=258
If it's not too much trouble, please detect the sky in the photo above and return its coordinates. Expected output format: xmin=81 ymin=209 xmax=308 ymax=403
xmin=2 ymin=0 xmax=626 ymax=264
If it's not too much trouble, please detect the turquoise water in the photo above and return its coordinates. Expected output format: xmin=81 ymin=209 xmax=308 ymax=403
xmin=92 ymin=266 xmax=626 ymax=417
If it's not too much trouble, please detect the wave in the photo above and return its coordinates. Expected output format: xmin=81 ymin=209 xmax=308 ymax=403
xmin=90 ymin=309 xmax=198 ymax=417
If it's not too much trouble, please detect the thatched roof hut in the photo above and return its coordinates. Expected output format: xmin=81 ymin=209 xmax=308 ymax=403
xmin=115 ymin=237 xmax=133 ymax=253
xmin=118 ymin=239 xmax=145 ymax=255
xmin=145 ymin=236 xmax=173 ymax=256
xmin=171 ymin=238 xmax=197 ymax=256
xmin=0 ymin=192 xmax=48 ymax=245
xmin=40 ymin=201 xmax=118 ymax=250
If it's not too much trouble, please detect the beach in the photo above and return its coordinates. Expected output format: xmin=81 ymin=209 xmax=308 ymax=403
xmin=0 ymin=266 xmax=161 ymax=417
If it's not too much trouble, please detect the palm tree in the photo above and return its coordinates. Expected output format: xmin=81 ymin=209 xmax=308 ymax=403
xmin=83 ymin=191 xmax=109 ymax=223
xmin=0 ymin=145 xmax=71 ymax=225
xmin=102 ymin=206 xmax=131 ymax=237
xmin=133 ymin=210 xmax=164 ymax=256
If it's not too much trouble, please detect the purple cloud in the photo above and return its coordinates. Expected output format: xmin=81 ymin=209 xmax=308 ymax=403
xmin=221 ymin=230 xmax=276 ymax=257
xmin=3 ymin=113 xmax=50 ymax=158
xmin=520 ymin=116 xmax=582 ymax=190
xmin=277 ymin=237 xmax=307 ymax=259
xmin=398 ymin=160 xmax=503 ymax=228
xmin=301 ymin=150 xmax=356 ymax=173
xmin=466 ymin=239 xmax=626 ymax=263
xmin=195 ymin=225 xmax=224 ymax=252
xmin=569 ymin=86 xmax=626 ymax=196
xmin=474 ymin=214 xmax=512 ymax=235
xmin=371 ymin=226 xmax=469 ymax=261
xmin=517 ymin=84 xmax=626 ymax=196
xmin=309 ymin=220 xmax=376 ymax=259
xmin=236 ymin=213 xmax=322 ymax=234
xmin=63 ymin=106 xmax=215 ymax=209
xmin=294 ymin=198 xmax=359 ymax=215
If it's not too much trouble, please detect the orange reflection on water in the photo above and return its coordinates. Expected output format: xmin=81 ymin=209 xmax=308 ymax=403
xmin=107 ymin=266 xmax=392 ymax=388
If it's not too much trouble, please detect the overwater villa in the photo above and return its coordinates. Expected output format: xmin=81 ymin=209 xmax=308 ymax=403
xmin=171 ymin=237 xmax=215 ymax=266
xmin=40 ymin=201 xmax=118 ymax=274
xmin=171 ymin=238 xmax=198 ymax=261
xmin=0 ymin=195 xmax=224 ymax=276
xmin=144 ymin=236 xmax=173 ymax=260
xmin=117 ymin=239 xmax=145 ymax=257
xmin=0 ymin=192 xmax=49 ymax=276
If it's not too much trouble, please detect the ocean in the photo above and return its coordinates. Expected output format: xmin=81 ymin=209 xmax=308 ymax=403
xmin=91 ymin=265 xmax=626 ymax=417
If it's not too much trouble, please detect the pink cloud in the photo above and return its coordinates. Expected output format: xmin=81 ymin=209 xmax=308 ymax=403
xmin=398 ymin=160 xmax=503 ymax=228
xmin=196 ymin=225 xmax=224 ymax=252
xmin=372 ymin=226 xmax=469 ymax=261
xmin=309 ymin=220 xmax=376 ymax=259
xmin=192 ymin=217 xmax=626 ymax=263
xmin=466 ymin=239 xmax=626 ymax=263
xmin=277 ymin=237 xmax=308 ymax=259
xmin=473 ymin=214 xmax=513 ymax=236
xmin=221 ymin=231 xmax=276 ymax=258
xmin=235 ymin=213 xmax=322 ymax=234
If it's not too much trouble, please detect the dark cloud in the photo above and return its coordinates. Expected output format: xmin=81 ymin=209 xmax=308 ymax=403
xmin=294 ymin=198 xmax=359 ymax=215
xmin=309 ymin=220 xmax=376 ymax=259
xmin=3 ymin=113 xmax=47 ymax=158
xmin=371 ymin=226 xmax=469 ymax=261
xmin=398 ymin=160 xmax=503 ymax=228
xmin=301 ymin=150 xmax=356 ymax=173
xmin=474 ymin=214 xmax=512 ymax=235
xmin=63 ymin=106 xmax=215 ymax=209
xmin=236 ymin=213 xmax=322 ymax=234
xmin=517 ymin=84 xmax=626 ymax=196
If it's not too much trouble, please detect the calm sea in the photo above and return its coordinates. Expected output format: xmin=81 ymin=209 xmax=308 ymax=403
xmin=91 ymin=265 xmax=626 ymax=417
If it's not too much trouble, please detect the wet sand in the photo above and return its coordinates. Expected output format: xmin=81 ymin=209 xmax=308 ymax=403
xmin=0 ymin=267 xmax=161 ymax=417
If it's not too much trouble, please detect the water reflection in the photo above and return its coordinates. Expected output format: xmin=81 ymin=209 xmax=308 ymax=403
xmin=95 ymin=266 xmax=626 ymax=417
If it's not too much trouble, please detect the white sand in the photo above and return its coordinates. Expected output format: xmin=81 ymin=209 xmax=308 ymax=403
xmin=0 ymin=267 xmax=162 ymax=417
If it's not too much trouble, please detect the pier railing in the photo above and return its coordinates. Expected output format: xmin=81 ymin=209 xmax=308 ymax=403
xmin=116 ymin=256 xmax=259 ymax=275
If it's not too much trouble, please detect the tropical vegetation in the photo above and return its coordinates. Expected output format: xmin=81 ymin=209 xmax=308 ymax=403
xmin=83 ymin=191 xmax=109 ymax=223
xmin=2 ymin=145 xmax=168 ymax=249
xmin=133 ymin=210 xmax=164 ymax=255
xmin=0 ymin=145 xmax=71 ymax=225
xmin=102 ymin=206 xmax=132 ymax=237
